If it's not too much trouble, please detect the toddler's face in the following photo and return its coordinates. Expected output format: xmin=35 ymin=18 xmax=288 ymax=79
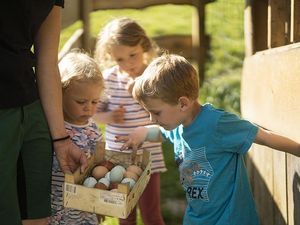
xmin=63 ymin=81 xmax=102 ymax=125
xmin=110 ymin=44 xmax=146 ymax=78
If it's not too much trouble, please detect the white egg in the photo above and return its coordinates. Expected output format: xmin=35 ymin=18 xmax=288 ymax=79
xmin=98 ymin=177 xmax=110 ymax=188
xmin=83 ymin=176 xmax=97 ymax=188
xmin=110 ymin=165 xmax=125 ymax=183
xmin=121 ymin=177 xmax=136 ymax=190
xmin=105 ymin=171 xmax=111 ymax=180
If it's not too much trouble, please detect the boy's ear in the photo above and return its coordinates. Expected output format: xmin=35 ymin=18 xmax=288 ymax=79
xmin=178 ymin=96 xmax=190 ymax=111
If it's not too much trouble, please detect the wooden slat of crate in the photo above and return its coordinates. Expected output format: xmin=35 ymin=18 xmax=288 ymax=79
xmin=64 ymin=142 xmax=151 ymax=219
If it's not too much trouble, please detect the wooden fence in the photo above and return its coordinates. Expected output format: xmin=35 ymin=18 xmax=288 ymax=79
xmin=242 ymin=1 xmax=300 ymax=224
xmin=59 ymin=0 xmax=215 ymax=83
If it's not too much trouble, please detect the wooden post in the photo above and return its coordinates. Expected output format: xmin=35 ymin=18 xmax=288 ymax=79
xmin=268 ymin=0 xmax=291 ymax=48
xmin=80 ymin=0 xmax=91 ymax=52
xmin=192 ymin=0 xmax=205 ymax=86
xmin=244 ymin=0 xmax=254 ymax=56
xmin=244 ymin=0 xmax=269 ymax=56
xmin=291 ymin=0 xmax=300 ymax=42
xmin=253 ymin=0 xmax=268 ymax=53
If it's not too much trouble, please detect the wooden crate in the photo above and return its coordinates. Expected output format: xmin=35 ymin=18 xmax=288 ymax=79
xmin=63 ymin=142 xmax=151 ymax=219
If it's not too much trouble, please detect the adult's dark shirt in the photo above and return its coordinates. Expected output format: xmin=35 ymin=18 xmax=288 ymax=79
xmin=0 ymin=0 xmax=64 ymax=109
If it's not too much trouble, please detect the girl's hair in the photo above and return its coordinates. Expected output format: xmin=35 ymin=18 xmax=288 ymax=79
xmin=133 ymin=54 xmax=200 ymax=105
xmin=94 ymin=17 xmax=159 ymax=69
xmin=59 ymin=49 xmax=104 ymax=90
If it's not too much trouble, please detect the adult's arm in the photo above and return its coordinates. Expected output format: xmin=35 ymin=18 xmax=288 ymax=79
xmin=34 ymin=5 xmax=87 ymax=173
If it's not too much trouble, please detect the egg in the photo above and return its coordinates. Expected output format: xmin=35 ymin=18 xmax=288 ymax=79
xmin=83 ymin=177 xmax=97 ymax=188
xmin=92 ymin=165 xmax=108 ymax=179
xmin=110 ymin=165 xmax=125 ymax=183
xmin=124 ymin=170 xmax=139 ymax=182
xmin=105 ymin=171 xmax=111 ymax=181
xmin=109 ymin=182 xmax=119 ymax=190
xmin=99 ymin=160 xmax=115 ymax=171
xmin=121 ymin=177 xmax=136 ymax=190
xmin=98 ymin=177 xmax=110 ymax=188
xmin=127 ymin=165 xmax=143 ymax=176
xmin=94 ymin=182 xmax=108 ymax=190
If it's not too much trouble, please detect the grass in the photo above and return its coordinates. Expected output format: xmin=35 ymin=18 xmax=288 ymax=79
xmin=60 ymin=1 xmax=245 ymax=224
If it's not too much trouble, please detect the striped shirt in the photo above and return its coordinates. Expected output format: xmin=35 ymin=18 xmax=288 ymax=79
xmin=51 ymin=119 xmax=102 ymax=225
xmin=97 ymin=66 xmax=166 ymax=173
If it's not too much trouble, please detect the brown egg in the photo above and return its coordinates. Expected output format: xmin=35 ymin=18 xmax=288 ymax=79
xmin=94 ymin=182 xmax=108 ymax=190
xmin=124 ymin=171 xmax=139 ymax=182
xmin=92 ymin=165 xmax=108 ymax=179
xmin=99 ymin=160 xmax=115 ymax=171
xmin=109 ymin=182 xmax=119 ymax=190
xmin=127 ymin=165 xmax=143 ymax=176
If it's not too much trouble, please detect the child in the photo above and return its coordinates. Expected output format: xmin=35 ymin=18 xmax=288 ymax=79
xmin=116 ymin=54 xmax=300 ymax=225
xmin=94 ymin=17 xmax=166 ymax=225
xmin=51 ymin=50 xmax=104 ymax=225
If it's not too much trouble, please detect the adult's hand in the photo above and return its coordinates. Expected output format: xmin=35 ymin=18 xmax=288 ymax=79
xmin=53 ymin=139 xmax=88 ymax=173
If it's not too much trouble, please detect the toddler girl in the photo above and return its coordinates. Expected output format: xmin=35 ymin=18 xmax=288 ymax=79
xmin=51 ymin=49 xmax=104 ymax=225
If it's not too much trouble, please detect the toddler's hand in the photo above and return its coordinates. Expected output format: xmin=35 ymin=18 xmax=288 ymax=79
xmin=111 ymin=105 xmax=125 ymax=123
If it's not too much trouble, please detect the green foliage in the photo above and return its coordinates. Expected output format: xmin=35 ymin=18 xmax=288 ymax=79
xmin=160 ymin=141 xmax=185 ymax=224
xmin=200 ymin=70 xmax=241 ymax=115
xmin=89 ymin=4 xmax=193 ymax=38
xmin=205 ymin=0 xmax=245 ymax=79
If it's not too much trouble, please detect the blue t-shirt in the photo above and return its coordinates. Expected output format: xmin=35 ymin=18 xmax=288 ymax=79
xmin=160 ymin=103 xmax=260 ymax=225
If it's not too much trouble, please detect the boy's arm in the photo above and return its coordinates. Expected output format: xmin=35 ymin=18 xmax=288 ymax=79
xmin=115 ymin=125 xmax=164 ymax=151
xmin=254 ymin=127 xmax=300 ymax=157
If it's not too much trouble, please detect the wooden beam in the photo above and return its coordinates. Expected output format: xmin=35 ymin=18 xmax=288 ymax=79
xmin=244 ymin=0 xmax=268 ymax=56
xmin=268 ymin=0 xmax=291 ymax=48
xmin=61 ymin=0 xmax=80 ymax=29
xmin=287 ymin=154 xmax=300 ymax=225
xmin=247 ymin=145 xmax=275 ymax=225
xmin=290 ymin=0 xmax=300 ymax=42
xmin=192 ymin=0 xmax=206 ymax=85
xmin=80 ymin=0 xmax=92 ymax=51
xmin=244 ymin=0 xmax=254 ymax=56
xmin=253 ymin=0 xmax=268 ymax=52
xmin=92 ymin=0 xmax=215 ymax=10
xmin=58 ymin=29 xmax=84 ymax=61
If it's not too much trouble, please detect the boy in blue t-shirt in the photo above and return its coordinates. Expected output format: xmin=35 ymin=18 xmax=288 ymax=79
xmin=116 ymin=54 xmax=300 ymax=225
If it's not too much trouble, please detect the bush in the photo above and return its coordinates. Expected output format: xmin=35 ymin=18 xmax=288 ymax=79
xmin=200 ymin=69 xmax=241 ymax=115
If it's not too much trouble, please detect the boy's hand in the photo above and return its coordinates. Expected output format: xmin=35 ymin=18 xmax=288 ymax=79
xmin=115 ymin=126 xmax=148 ymax=151
xmin=54 ymin=139 xmax=88 ymax=173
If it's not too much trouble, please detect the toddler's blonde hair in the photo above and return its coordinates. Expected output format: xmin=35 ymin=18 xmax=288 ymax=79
xmin=59 ymin=49 xmax=104 ymax=91
xmin=94 ymin=17 xmax=159 ymax=69
xmin=133 ymin=54 xmax=199 ymax=105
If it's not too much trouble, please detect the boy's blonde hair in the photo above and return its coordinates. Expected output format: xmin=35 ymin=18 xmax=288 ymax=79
xmin=59 ymin=49 xmax=104 ymax=91
xmin=94 ymin=17 xmax=159 ymax=68
xmin=133 ymin=54 xmax=199 ymax=105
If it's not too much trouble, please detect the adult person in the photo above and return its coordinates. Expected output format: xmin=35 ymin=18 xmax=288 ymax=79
xmin=0 ymin=1 xmax=87 ymax=225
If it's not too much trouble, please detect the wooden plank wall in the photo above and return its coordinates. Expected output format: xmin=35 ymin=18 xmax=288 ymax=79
xmin=242 ymin=0 xmax=300 ymax=224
